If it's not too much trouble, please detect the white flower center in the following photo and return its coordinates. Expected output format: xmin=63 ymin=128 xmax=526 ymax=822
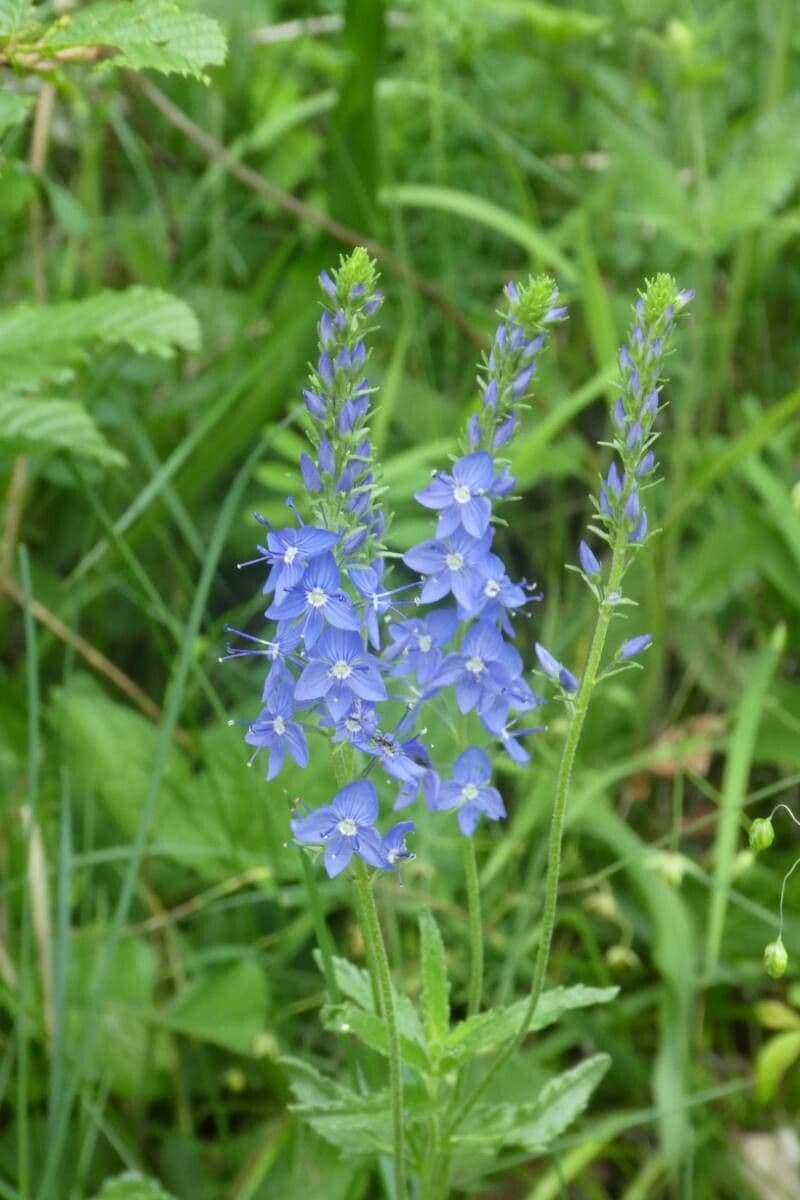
xmin=446 ymin=552 xmax=464 ymax=572
xmin=461 ymin=784 xmax=479 ymax=802
xmin=387 ymin=848 xmax=400 ymax=864
xmin=272 ymin=716 xmax=286 ymax=735
xmin=453 ymin=484 xmax=471 ymax=505
xmin=307 ymin=586 xmax=328 ymax=608
xmin=466 ymin=656 xmax=485 ymax=675
xmin=337 ymin=818 xmax=357 ymax=837
xmin=330 ymin=659 xmax=352 ymax=681
xmin=484 ymin=579 xmax=501 ymax=598
xmin=418 ymin=634 xmax=432 ymax=652
xmin=284 ymin=546 xmax=298 ymax=565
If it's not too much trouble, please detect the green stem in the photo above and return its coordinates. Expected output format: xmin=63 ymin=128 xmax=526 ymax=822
xmin=446 ymin=527 xmax=628 ymax=1136
xmin=299 ymin=850 xmax=340 ymax=1004
xmin=462 ymin=838 xmax=483 ymax=1017
xmin=353 ymin=858 xmax=407 ymax=1200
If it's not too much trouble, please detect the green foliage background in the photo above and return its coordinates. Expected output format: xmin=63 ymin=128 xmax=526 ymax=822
xmin=2 ymin=0 xmax=800 ymax=1196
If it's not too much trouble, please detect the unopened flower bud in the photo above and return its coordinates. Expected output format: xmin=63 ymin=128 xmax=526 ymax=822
xmin=749 ymin=817 xmax=775 ymax=854
xmin=764 ymin=938 xmax=788 ymax=980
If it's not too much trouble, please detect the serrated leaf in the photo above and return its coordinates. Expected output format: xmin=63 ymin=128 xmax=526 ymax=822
xmin=419 ymin=912 xmax=449 ymax=1047
xmin=165 ymin=960 xmax=268 ymax=1055
xmin=0 ymin=0 xmax=36 ymax=38
xmin=0 ymin=287 xmax=200 ymax=386
xmin=756 ymin=1031 xmax=800 ymax=1104
xmin=710 ymin=96 xmax=800 ymax=248
xmin=328 ymin=955 xmax=426 ymax=1049
xmin=283 ymin=1057 xmax=392 ymax=1156
xmin=0 ymin=394 xmax=125 ymax=465
xmin=445 ymin=985 xmax=618 ymax=1064
xmin=41 ymin=0 xmax=226 ymax=81
xmin=92 ymin=1173 xmax=178 ymax=1200
xmin=0 ymin=91 xmax=34 ymax=136
xmin=453 ymin=1054 xmax=610 ymax=1152
xmin=321 ymin=1001 xmax=429 ymax=1072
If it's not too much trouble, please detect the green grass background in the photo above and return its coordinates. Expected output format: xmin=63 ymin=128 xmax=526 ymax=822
xmin=2 ymin=1 xmax=800 ymax=1197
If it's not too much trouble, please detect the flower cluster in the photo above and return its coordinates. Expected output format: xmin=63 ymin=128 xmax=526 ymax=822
xmin=536 ymin=275 xmax=694 ymax=691
xmin=224 ymin=257 xmax=565 ymax=873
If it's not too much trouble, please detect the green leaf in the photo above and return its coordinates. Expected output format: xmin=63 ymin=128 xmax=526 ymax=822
xmin=0 ymin=394 xmax=125 ymax=465
xmin=0 ymin=0 xmax=36 ymax=39
xmin=284 ymin=1057 xmax=393 ymax=1156
xmin=445 ymin=985 xmax=618 ymax=1064
xmin=327 ymin=954 xmax=427 ymax=1050
xmin=419 ymin=912 xmax=450 ymax=1047
xmin=321 ymin=1001 xmax=429 ymax=1073
xmin=92 ymin=1173 xmax=178 ymax=1200
xmin=0 ymin=287 xmax=200 ymax=385
xmin=42 ymin=0 xmax=227 ymax=81
xmin=454 ymin=1054 xmax=610 ymax=1152
xmin=710 ymin=96 xmax=800 ymax=248
xmin=165 ymin=960 xmax=268 ymax=1055
xmin=755 ymin=1031 xmax=800 ymax=1104
xmin=0 ymin=91 xmax=34 ymax=136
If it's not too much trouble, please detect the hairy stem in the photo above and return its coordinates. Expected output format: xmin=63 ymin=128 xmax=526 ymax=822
xmin=446 ymin=527 xmax=628 ymax=1135
xmin=462 ymin=838 xmax=483 ymax=1017
xmin=353 ymin=858 xmax=406 ymax=1200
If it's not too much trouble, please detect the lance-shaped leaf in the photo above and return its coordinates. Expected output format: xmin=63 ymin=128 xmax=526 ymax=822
xmin=419 ymin=912 xmax=450 ymax=1047
xmin=321 ymin=1001 xmax=429 ymax=1073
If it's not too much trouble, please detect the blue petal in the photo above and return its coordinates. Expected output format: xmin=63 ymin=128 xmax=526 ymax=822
xmin=334 ymin=779 xmax=379 ymax=826
xmin=324 ymin=835 xmax=355 ymax=878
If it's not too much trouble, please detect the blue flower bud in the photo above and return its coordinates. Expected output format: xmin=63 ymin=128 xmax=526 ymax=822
xmin=579 ymin=540 xmax=601 ymax=576
xmin=619 ymin=633 xmax=652 ymax=660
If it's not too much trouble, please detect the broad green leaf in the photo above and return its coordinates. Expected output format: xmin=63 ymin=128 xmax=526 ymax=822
xmin=0 ymin=91 xmax=33 ymax=135
xmin=419 ymin=912 xmax=450 ymax=1047
xmin=165 ymin=960 xmax=268 ymax=1055
xmin=321 ymin=1001 xmax=430 ymax=1072
xmin=0 ymin=394 xmax=125 ymax=465
xmin=69 ymin=935 xmax=165 ymax=1099
xmin=710 ymin=96 xmax=800 ymax=248
xmin=284 ymin=1057 xmax=392 ymax=1156
xmin=92 ymin=1174 xmax=178 ymax=1200
xmin=380 ymin=183 xmax=576 ymax=282
xmin=0 ymin=0 xmax=35 ymax=38
xmin=454 ymin=1054 xmax=610 ymax=1152
xmin=755 ymin=1031 xmax=800 ymax=1104
xmin=445 ymin=985 xmax=618 ymax=1063
xmin=0 ymin=287 xmax=200 ymax=385
xmin=41 ymin=0 xmax=226 ymax=81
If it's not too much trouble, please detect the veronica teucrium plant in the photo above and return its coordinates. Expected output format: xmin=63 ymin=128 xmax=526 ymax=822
xmin=223 ymin=250 xmax=692 ymax=1199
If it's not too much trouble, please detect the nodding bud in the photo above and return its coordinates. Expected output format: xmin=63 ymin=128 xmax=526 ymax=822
xmin=749 ymin=817 xmax=775 ymax=854
xmin=764 ymin=937 xmax=788 ymax=980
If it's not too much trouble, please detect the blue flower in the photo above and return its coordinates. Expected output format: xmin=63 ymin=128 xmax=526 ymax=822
xmin=261 ymin=525 xmax=339 ymax=599
xmin=267 ymin=552 xmax=361 ymax=647
xmin=321 ymin=697 xmax=380 ymax=748
xmin=383 ymin=608 xmax=459 ymax=685
xmin=348 ymin=558 xmax=417 ymax=649
xmin=535 ymin=642 xmax=580 ymax=693
xmin=382 ymin=820 xmax=416 ymax=867
xmin=619 ymin=633 xmax=653 ymax=660
xmin=403 ymin=527 xmax=493 ymax=610
xmin=291 ymin=780 xmax=389 ymax=878
xmin=294 ymin=627 xmax=387 ymax=720
xmin=415 ymin=451 xmax=498 ymax=538
xmin=243 ymin=684 xmax=308 ymax=781
xmin=428 ymin=747 xmax=506 ymax=837
xmin=430 ymin=619 xmax=521 ymax=716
